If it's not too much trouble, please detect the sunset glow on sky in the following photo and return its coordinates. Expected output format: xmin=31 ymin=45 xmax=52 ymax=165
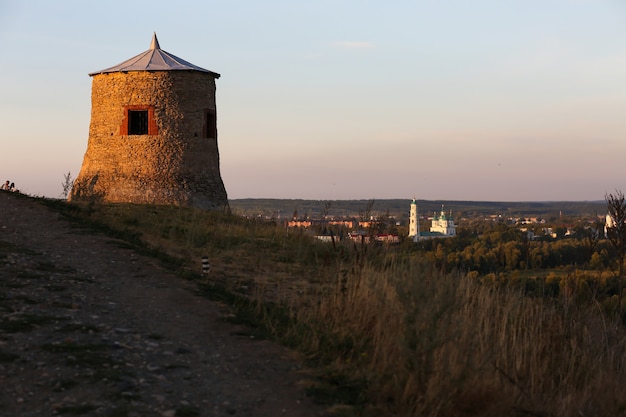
xmin=1 ymin=0 xmax=625 ymax=201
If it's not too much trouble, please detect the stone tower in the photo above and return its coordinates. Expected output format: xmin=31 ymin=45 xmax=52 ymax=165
xmin=70 ymin=34 xmax=228 ymax=209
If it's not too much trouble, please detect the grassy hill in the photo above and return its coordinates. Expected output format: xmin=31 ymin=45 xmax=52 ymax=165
xmin=27 ymin=196 xmax=626 ymax=416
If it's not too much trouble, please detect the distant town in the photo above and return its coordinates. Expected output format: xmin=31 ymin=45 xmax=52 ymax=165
xmin=228 ymin=198 xmax=607 ymax=244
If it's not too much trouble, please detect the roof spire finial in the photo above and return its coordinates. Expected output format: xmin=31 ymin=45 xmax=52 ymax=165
xmin=150 ymin=32 xmax=160 ymax=50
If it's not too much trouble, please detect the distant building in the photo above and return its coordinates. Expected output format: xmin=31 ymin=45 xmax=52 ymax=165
xmin=374 ymin=234 xmax=399 ymax=244
xmin=358 ymin=220 xmax=378 ymax=228
xmin=408 ymin=199 xmax=457 ymax=242
xmin=408 ymin=199 xmax=419 ymax=239
xmin=429 ymin=205 xmax=456 ymax=237
xmin=605 ymin=213 xmax=616 ymax=238
xmin=287 ymin=220 xmax=312 ymax=228
xmin=328 ymin=220 xmax=356 ymax=228
xmin=348 ymin=230 xmax=370 ymax=243
xmin=315 ymin=234 xmax=336 ymax=243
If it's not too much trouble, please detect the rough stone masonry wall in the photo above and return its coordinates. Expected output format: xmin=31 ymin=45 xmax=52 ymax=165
xmin=70 ymin=71 xmax=228 ymax=209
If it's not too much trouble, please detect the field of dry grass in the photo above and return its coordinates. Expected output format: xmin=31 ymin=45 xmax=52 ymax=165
xmin=49 ymin=200 xmax=626 ymax=417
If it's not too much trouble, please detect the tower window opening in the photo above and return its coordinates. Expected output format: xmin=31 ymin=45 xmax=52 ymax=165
xmin=128 ymin=110 xmax=149 ymax=135
xmin=204 ymin=110 xmax=217 ymax=139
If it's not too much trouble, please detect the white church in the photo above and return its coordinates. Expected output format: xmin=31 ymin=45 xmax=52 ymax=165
xmin=408 ymin=199 xmax=457 ymax=242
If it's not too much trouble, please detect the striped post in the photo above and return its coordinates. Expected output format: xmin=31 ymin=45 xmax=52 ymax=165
xmin=202 ymin=256 xmax=211 ymax=275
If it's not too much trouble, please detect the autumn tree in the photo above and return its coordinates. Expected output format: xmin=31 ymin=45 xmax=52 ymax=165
xmin=605 ymin=190 xmax=626 ymax=314
xmin=577 ymin=220 xmax=602 ymax=264
xmin=320 ymin=201 xmax=332 ymax=219
xmin=359 ymin=198 xmax=376 ymax=222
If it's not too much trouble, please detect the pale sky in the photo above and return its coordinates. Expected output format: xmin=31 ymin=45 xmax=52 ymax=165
xmin=1 ymin=0 xmax=625 ymax=201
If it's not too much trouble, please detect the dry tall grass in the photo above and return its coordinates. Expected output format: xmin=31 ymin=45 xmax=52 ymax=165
xmin=284 ymin=252 xmax=626 ymax=416
xmin=58 ymin=201 xmax=626 ymax=416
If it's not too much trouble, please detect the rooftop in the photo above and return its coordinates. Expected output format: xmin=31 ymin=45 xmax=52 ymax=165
xmin=89 ymin=33 xmax=220 ymax=78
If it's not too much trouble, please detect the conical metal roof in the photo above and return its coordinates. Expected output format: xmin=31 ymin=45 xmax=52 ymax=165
xmin=89 ymin=33 xmax=220 ymax=78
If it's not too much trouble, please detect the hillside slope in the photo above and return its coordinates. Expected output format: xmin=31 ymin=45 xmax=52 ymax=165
xmin=0 ymin=192 xmax=327 ymax=417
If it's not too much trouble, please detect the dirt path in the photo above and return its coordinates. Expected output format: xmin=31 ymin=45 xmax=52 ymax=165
xmin=0 ymin=192 xmax=329 ymax=417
